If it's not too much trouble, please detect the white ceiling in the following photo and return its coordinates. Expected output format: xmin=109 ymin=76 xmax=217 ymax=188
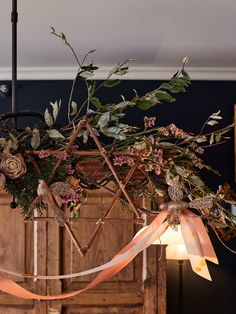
xmin=1 ymin=0 xmax=236 ymax=80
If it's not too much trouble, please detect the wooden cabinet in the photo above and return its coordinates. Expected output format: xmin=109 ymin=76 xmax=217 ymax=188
xmin=0 ymin=189 xmax=166 ymax=314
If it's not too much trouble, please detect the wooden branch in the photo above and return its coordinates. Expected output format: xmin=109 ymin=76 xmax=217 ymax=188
xmin=64 ymin=222 xmax=85 ymax=258
xmin=86 ymin=122 xmax=141 ymax=218
xmin=84 ymin=163 xmax=139 ymax=253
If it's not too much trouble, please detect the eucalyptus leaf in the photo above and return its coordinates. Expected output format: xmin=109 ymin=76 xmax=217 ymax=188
xmin=9 ymin=133 xmax=18 ymax=150
xmin=88 ymin=81 xmax=96 ymax=97
xmin=116 ymin=101 xmax=134 ymax=109
xmin=82 ymin=130 xmax=89 ymax=143
xmin=31 ymin=128 xmax=40 ymax=150
xmin=196 ymin=136 xmax=207 ymax=143
xmin=98 ymin=112 xmax=110 ymax=128
xmin=90 ymin=97 xmax=102 ymax=109
xmin=44 ymin=109 xmax=54 ymax=127
xmin=207 ymin=120 xmax=219 ymax=126
xmin=60 ymin=32 xmax=68 ymax=44
xmin=175 ymin=166 xmax=188 ymax=178
xmin=215 ymin=133 xmax=221 ymax=143
xmin=190 ymin=175 xmax=204 ymax=187
xmin=50 ymin=100 xmax=60 ymax=121
xmin=70 ymin=101 xmax=78 ymax=116
xmin=102 ymin=79 xmax=121 ymax=88
xmin=110 ymin=113 xmax=125 ymax=121
xmin=102 ymin=130 xmax=126 ymax=140
xmin=137 ymin=99 xmax=155 ymax=110
xmin=155 ymin=91 xmax=176 ymax=102
xmin=211 ymin=110 xmax=221 ymax=116
xmin=166 ymin=170 xmax=174 ymax=185
xmin=114 ymin=67 xmax=129 ymax=76
xmin=210 ymin=133 xmax=214 ymax=145
xmin=209 ymin=115 xmax=223 ymax=120
xmin=47 ymin=129 xmax=65 ymax=139
xmin=79 ymin=71 xmax=94 ymax=79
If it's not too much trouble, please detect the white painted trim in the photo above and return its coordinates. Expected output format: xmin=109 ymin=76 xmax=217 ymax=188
xmin=0 ymin=66 xmax=236 ymax=81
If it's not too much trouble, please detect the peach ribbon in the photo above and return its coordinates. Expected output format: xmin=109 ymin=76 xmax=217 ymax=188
xmin=180 ymin=209 xmax=218 ymax=280
xmin=0 ymin=209 xmax=218 ymax=299
xmin=0 ymin=211 xmax=168 ymax=300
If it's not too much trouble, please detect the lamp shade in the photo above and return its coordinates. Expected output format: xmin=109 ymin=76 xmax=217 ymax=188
xmin=134 ymin=224 xmax=184 ymax=245
xmin=166 ymin=244 xmax=189 ymax=260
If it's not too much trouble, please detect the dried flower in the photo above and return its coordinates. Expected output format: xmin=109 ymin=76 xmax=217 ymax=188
xmin=113 ymin=155 xmax=135 ymax=167
xmin=69 ymin=145 xmax=78 ymax=154
xmin=0 ymin=154 xmax=26 ymax=179
xmin=56 ymin=151 xmax=67 ymax=161
xmin=170 ymin=123 xmax=188 ymax=139
xmin=158 ymin=127 xmax=169 ymax=137
xmin=144 ymin=116 xmax=156 ymax=128
xmin=38 ymin=150 xmax=51 ymax=159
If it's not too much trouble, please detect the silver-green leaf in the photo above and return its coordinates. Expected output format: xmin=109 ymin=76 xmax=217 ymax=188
xmin=47 ymin=129 xmax=65 ymax=139
xmin=70 ymin=101 xmax=78 ymax=116
xmin=44 ymin=108 xmax=54 ymax=127
xmin=98 ymin=112 xmax=110 ymax=128
xmin=31 ymin=128 xmax=40 ymax=150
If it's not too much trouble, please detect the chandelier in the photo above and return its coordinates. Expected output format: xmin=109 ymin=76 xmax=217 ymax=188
xmin=0 ymin=0 xmax=235 ymax=300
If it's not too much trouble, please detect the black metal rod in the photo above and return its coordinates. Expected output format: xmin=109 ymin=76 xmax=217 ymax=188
xmin=11 ymin=0 xmax=18 ymax=128
xmin=178 ymin=260 xmax=184 ymax=314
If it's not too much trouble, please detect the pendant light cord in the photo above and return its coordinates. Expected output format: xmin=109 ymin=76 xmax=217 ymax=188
xmin=11 ymin=0 xmax=18 ymax=128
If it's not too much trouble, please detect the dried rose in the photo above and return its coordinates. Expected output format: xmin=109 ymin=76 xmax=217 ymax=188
xmin=0 ymin=154 xmax=27 ymax=179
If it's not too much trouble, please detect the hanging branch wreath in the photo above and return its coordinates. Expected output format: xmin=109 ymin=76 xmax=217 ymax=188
xmin=0 ymin=28 xmax=235 ymax=236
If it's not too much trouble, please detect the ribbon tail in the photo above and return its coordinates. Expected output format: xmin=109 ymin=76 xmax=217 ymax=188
xmin=180 ymin=214 xmax=212 ymax=281
xmin=186 ymin=210 xmax=218 ymax=265
xmin=0 ymin=211 xmax=168 ymax=300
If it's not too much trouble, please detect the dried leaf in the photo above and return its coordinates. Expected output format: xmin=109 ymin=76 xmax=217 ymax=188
xmin=44 ymin=109 xmax=54 ymax=127
xmin=70 ymin=101 xmax=78 ymax=116
xmin=102 ymin=80 xmax=121 ymax=88
xmin=9 ymin=133 xmax=18 ymax=150
xmin=79 ymin=71 xmax=94 ymax=79
xmin=210 ymin=133 xmax=214 ymax=145
xmin=209 ymin=115 xmax=223 ymax=120
xmin=50 ymin=100 xmax=60 ymax=121
xmin=98 ymin=112 xmax=110 ymax=128
xmin=31 ymin=128 xmax=40 ymax=150
xmin=47 ymin=129 xmax=65 ymax=139
xmin=207 ymin=120 xmax=219 ymax=126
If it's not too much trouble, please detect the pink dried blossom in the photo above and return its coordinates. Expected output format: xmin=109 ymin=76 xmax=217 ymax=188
xmin=38 ymin=150 xmax=51 ymax=159
xmin=154 ymin=164 xmax=161 ymax=175
xmin=154 ymin=149 xmax=163 ymax=159
xmin=195 ymin=146 xmax=204 ymax=154
xmin=113 ymin=155 xmax=135 ymax=167
xmin=144 ymin=164 xmax=154 ymax=172
xmin=144 ymin=116 xmax=156 ymax=128
xmin=158 ymin=127 xmax=170 ymax=137
xmin=63 ymin=192 xmax=81 ymax=205
xmin=56 ymin=151 xmax=67 ymax=161
xmin=169 ymin=124 xmax=188 ymax=139
xmin=69 ymin=145 xmax=79 ymax=154
xmin=192 ymin=157 xmax=204 ymax=169
xmin=128 ymin=147 xmax=139 ymax=156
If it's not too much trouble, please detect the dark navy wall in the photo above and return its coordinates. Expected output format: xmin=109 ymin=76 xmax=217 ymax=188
xmin=0 ymin=79 xmax=236 ymax=313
